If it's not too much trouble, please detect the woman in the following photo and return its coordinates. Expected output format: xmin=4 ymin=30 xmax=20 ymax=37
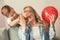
xmin=18 ymin=6 xmax=49 ymax=40
xmin=18 ymin=6 xmax=56 ymax=40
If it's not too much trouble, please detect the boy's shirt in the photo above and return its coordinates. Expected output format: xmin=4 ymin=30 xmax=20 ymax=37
xmin=7 ymin=17 xmax=13 ymax=25
xmin=7 ymin=17 xmax=20 ymax=27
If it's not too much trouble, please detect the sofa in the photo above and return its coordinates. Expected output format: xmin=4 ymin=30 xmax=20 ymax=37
xmin=0 ymin=27 xmax=20 ymax=40
xmin=0 ymin=27 xmax=60 ymax=40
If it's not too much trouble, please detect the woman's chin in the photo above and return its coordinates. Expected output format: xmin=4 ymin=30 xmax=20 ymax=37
xmin=29 ymin=19 xmax=33 ymax=23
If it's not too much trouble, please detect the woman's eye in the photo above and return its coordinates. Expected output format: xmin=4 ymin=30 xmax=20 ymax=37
xmin=30 ymin=11 xmax=32 ymax=12
xmin=13 ymin=11 xmax=15 ymax=13
xmin=24 ymin=11 xmax=27 ymax=13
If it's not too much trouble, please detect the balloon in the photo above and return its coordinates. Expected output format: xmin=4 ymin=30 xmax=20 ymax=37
xmin=42 ymin=6 xmax=58 ymax=24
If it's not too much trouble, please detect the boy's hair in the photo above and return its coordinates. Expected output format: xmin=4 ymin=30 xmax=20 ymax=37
xmin=1 ymin=5 xmax=11 ymax=17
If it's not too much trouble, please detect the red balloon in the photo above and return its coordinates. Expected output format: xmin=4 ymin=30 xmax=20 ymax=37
xmin=42 ymin=6 xmax=58 ymax=24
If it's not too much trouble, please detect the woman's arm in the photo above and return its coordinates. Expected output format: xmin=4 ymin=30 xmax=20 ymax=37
xmin=49 ymin=25 xmax=55 ymax=40
xmin=49 ymin=15 xmax=56 ymax=40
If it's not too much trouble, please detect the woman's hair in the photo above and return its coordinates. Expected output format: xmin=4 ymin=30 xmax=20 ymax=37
xmin=23 ymin=6 xmax=48 ymax=32
xmin=23 ymin=6 xmax=42 ymax=23
xmin=1 ymin=5 xmax=12 ymax=17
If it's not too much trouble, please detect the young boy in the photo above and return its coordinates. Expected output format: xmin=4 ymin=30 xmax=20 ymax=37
xmin=1 ymin=5 xmax=20 ymax=27
xmin=1 ymin=5 xmax=29 ymax=40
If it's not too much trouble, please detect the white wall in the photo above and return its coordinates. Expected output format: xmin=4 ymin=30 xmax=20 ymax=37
xmin=0 ymin=0 xmax=6 ymax=28
xmin=0 ymin=0 xmax=60 ymax=38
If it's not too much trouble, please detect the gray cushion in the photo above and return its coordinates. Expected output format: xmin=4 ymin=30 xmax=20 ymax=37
xmin=8 ymin=27 xmax=20 ymax=40
xmin=0 ymin=28 xmax=9 ymax=40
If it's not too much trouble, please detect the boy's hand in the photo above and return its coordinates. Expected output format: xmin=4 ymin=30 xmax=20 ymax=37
xmin=18 ymin=14 xmax=26 ymax=30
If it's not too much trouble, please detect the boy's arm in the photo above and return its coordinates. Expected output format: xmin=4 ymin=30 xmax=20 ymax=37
xmin=8 ymin=17 xmax=19 ymax=27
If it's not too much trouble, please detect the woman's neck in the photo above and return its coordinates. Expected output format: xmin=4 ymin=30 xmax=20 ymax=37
xmin=30 ymin=20 xmax=38 ymax=27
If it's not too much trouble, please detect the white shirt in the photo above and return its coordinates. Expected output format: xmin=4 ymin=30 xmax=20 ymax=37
xmin=7 ymin=17 xmax=14 ymax=25
xmin=32 ymin=25 xmax=40 ymax=40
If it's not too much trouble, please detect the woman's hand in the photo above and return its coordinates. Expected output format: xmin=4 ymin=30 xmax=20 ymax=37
xmin=18 ymin=14 xmax=26 ymax=30
xmin=49 ymin=15 xmax=56 ymax=27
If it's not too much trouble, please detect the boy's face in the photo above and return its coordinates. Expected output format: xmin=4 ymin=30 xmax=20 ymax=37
xmin=1 ymin=8 xmax=8 ymax=17
xmin=1 ymin=8 xmax=15 ymax=18
xmin=8 ymin=8 xmax=15 ymax=18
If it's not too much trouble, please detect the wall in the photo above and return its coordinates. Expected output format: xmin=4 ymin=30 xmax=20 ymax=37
xmin=0 ymin=0 xmax=6 ymax=28
xmin=0 ymin=0 xmax=60 ymax=38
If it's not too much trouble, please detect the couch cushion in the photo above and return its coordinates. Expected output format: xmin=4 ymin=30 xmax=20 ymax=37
xmin=0 ymin=28 xmax=9 ymax=40
xmin=8 ymin=27 xmax=20 ymax=40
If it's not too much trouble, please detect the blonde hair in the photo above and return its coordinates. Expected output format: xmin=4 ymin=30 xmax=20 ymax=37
xmin=23 ymin=6 xmax=48 ymax=32
xmin=23 ymin=6 xmax=42 ymax=23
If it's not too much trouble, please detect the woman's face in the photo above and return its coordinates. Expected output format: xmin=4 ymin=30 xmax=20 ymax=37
xmin=22 ymin=8 xmax=33 ymax=18
xmin=22 ymin=7 xmax=35 ymax=22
